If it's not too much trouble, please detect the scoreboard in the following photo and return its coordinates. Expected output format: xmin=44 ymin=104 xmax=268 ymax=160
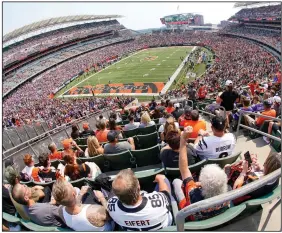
xmin=160 ymin=13 xmax=204 ymax=26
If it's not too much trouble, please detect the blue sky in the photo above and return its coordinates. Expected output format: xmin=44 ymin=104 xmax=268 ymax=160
xmin=3 ymin=2 xmax=238 ymax=35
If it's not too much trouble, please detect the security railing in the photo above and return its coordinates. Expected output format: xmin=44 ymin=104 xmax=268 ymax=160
xmin=176 ymin=168 xmax=281 ymax=231
xmin=235 ymin=110 xmax=281 ymax=142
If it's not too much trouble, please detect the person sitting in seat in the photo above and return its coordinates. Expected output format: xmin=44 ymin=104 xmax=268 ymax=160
xmin=124 ymin=115 xmax=140 ymax=131
xmin=71 ymin=124 xmax=80 ymax=140
xmin=166 ymin=101 xmax=175 ymax=114
xmin=172 ymin=126 xmax=229 ymax=221
xmin=251 ymin=96 xmax=264 ymax=112
xmin=38 ymin=153 xmax=57 ymax=183
xmin=107 ymin=169 xmax=173 ymax=231
xmin=21 ymin=154 xmax=42 ymax=182
xmin=104 ymin=131 xmax=135 ymax=154
xmin=159 ymin=115 xmax=180 ymax=142
xmin=79 ymin=122 xmax=95 ymax=138
xmin=244 ymin=99 xmax=276 ymax=129
xmin=11 ymin=182 xmax=65 ymax=227
xmin=139 ymin=112 xmax=155 ymax=128
xmin=205 ymin=92 xmax=222 ymax=116
xmin=160 ymin=130 xmax=196 ymax=168
xmin=178 ymin=107 xmax=192 ymax=127
xmin=193 ymin=116 xmax=236 ymax=160
xmin=52 ymin=178 xmax=114 ymax=231
xmin=96 ymin=120 xmax=110 ymax=143
xmin=48 ymin=142 xmax=63 ymax=160
xmin=226 ymin=152 xmax=281 ymax=205
xmin=85 ymin=136 xmax=104 ymax=157
xmin=182 ymin=110 xmax=207 ymax=139
xmin=61 ymin=138 xmax=84 ymax=158
xmin=108 ymin=118 xmax=123 ymax=138
xmin=172 ymin=103 xmax=184 ymax=121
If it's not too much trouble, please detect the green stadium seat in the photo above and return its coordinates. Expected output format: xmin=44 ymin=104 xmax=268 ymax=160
xmin=181 ymin=204 xmax=246 ymax=230
xmin=20 ymin=180 xmax=34 ymax=187
xmin=74 ymin=137 xmax=88 ymax=146
xmin=153 ymin=118 xmax=160 ymax=124
xmin=50 ymin=159 xmax=61 ymax=169
xmin=131 ymin=144 xmax=161 ymax=167
xmin=33 ymin=180 xmax=55 ymax=187
xmin=103 ymin=150 xmax=137 ymax=171
xmin=122 ymin=120 xmax=130 ymax=125
xmin=121 ymin=114 xmax=128 ymax=121
xmin=243 ymin=185 xmax=281 ymax=206
xmin=138 ymin=125 xmax=156 ymax=135
xmin=3 ymin=212 xmax=21 ymax=224
xmin=164 ymin=160 xmax=207 ymax=180
xmin=136 ymin=131 xmax=158 ymax=149
xmin=69 ymin=178 xmax=86 ymax=188
xmin=271 ymin=130 xmax=281 ymax=152
xmin=78 ymin=155 xmax=106 ymax=172
xmin=20 ymin=219 xmax=58 ymax=231
xmin=78 ymin=145 xmax=87 ymax=152
xmin=123 ymin=128 xmax=139 ymax=138
xmin=155 ymin=123 xmax=163 ymax=131
xmin=206 ymin=151 xmax=242 ymax=168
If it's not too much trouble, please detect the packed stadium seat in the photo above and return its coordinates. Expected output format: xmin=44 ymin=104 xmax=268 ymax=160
xmin=131 ymin=144 xmax=161 ymax=167
xmin=74 ymin=137 xmax=88 ymax=146
xmin=206 ymin=151 xmax=242 ymax=168
xmin=50 ymin=159 xmax=63 ymax=168
xmin=137 ymin=125 xmax=156 ymax=135
xmin=69 ymin=177 xmax=87 ymax=188
xmin=164 ymin=159 xmax=207 ymax=180
xmin=2 ymin=212 xmax=21 ymax=225
xmin=79 ymin=155 xmax=106 ymax=172
xmin=103 ymin=150 xmax=137 ymax=171
xmin=123 ymin=128 xmax=139 ymax=138
xmin=136 ymin=131 xmax=158 ymax=149
xmin=271 ymin=130 xmax=281 ymax=152
xmin=153 ymin=118 xmax=160 ymax=124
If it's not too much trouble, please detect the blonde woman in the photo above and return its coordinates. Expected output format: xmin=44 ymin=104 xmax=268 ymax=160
xmin=85 ymin=136 xmax=104 ymax=157
xmin=139 ymin=112 xmax=155 ymax=128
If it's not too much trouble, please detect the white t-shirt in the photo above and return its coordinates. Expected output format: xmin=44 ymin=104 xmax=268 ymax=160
xmin=108 ymin=191 xmax=173 ymax=231
xmin=22 ymin=166 xmax=34 ymax=179
xmin=194 ymin=133 xmax=236 ymax=160
xmin=158 ymin=122 xmax=179 ymax=133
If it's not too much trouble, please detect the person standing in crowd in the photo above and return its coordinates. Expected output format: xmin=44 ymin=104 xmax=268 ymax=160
xmin=198 ymin=83 xmax=207 ymax=100
xmin=107 ymin=169 xmax=173 ymax=231
xmin=219 ymin=80 xmax=240 ymax=128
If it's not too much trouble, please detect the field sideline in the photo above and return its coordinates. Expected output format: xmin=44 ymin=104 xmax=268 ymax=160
xmin=57 ymin=46 xmax=192 ymax=98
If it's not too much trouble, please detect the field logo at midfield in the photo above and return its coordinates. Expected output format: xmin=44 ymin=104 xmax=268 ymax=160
xmin=144 ymin=56 xmax=158 ymax=61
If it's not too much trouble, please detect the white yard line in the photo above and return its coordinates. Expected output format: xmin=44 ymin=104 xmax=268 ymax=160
xmin=160 ymin=46 xmax=197 ymax=95
xmin=58 ymin=49 xmax=145 ymax=98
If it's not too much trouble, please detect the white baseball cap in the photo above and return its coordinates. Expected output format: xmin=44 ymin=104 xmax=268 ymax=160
xmin=225 ymin=80 xmax=233 ymax=86
xmin=174 ymin=103 xmax=180 ymax=108
xmin=273 ymin=96 xmax=281 ymax=103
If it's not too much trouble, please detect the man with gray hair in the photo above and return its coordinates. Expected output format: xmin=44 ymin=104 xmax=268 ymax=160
xmin=172 ymin=126 xmax=229 ymax=221
xmin=107 ymin=169 xmax=173 ymax=231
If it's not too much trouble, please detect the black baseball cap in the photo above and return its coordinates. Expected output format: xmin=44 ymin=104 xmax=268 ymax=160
xmin=263 ymin=99 xmax=273 ymax=107
xmin=107 ymin=130 xmax=119 ymax=142
xmin=211 ymin=116 xmax=226 ymax=131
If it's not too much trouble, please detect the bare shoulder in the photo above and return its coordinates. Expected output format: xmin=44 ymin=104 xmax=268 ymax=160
xmin=86 ymin=204 xmax=107 ymax=227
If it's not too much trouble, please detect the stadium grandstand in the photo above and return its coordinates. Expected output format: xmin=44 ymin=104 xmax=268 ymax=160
xmin=2 ymin=3 xmax=281 ymax=232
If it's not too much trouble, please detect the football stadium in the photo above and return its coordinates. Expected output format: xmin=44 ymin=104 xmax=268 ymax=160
xmin=2 ymin=2 xmax=281 ymax=232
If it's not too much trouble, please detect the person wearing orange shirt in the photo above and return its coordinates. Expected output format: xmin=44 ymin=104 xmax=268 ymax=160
xmin=248 ymin=80 xmax=258 ymax=96
xmin=183 ymin=110 xmax=207 ymax=139
xmin=198 ymin=83 xmax=207 ymax=100
xmin=48 ymin=142 xmax=63 ymax=160
xmin=166 ymin=101 xmax=175 ymax=114
xmin=244 ymin=100 xmax=276 ymax=128
xmin=96 ymin=120 xmax=110 ymax=143
xmin=179 ymin=107 xmax=192 ymax=127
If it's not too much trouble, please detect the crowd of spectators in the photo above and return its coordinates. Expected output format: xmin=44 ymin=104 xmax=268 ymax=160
xmin=222 ymin=24 xmax=281 ymax=51
xmin=235 ymin=4 xmax=281 ymax=19
xmin=3 ymin=30 xmax=280 ymax=130
xmin=3 ymin=20 xmax=124 ymax=67
xmin=3 ymin=96 xmax=281 ymax=230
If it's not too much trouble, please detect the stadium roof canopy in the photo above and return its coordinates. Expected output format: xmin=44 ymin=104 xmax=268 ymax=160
xmin=3 ymin=14 xmax=123 ymax=42
xmin=234 ymin=2 xmax=280 ymax=8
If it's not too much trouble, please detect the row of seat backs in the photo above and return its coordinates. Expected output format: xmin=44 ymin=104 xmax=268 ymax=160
xmin=11 ymin=180 xmax=281 ymax=231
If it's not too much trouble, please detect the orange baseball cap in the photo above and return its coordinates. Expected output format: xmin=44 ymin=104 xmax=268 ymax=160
xmin=62 ymin=139 xmax=72 ymax=149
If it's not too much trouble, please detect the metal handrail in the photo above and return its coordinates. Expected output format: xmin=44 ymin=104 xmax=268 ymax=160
xmin=2 ymin=108 xmax=107 ymax=157
xmin=176 ymin=168 xmax=281 ymax=231
xmin=235 ymin=110 xmax=281 ymax=141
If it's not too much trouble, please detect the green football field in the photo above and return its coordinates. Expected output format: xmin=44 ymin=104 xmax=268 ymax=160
xmin=58 ymin=46 xmax=193 ymax=97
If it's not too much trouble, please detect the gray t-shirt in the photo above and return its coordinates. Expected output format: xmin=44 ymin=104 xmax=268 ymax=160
xmin=124 ymin=122 xmax=140 ymax=131
xmin=25 ymin=203 xmax=65 ymax=227
xmin=104 ymin=142 xmax=132 ymax=154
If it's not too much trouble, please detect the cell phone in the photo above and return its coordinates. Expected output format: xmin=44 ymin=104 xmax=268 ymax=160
xmin=244 ymin=151 xmax=252 ymax=167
